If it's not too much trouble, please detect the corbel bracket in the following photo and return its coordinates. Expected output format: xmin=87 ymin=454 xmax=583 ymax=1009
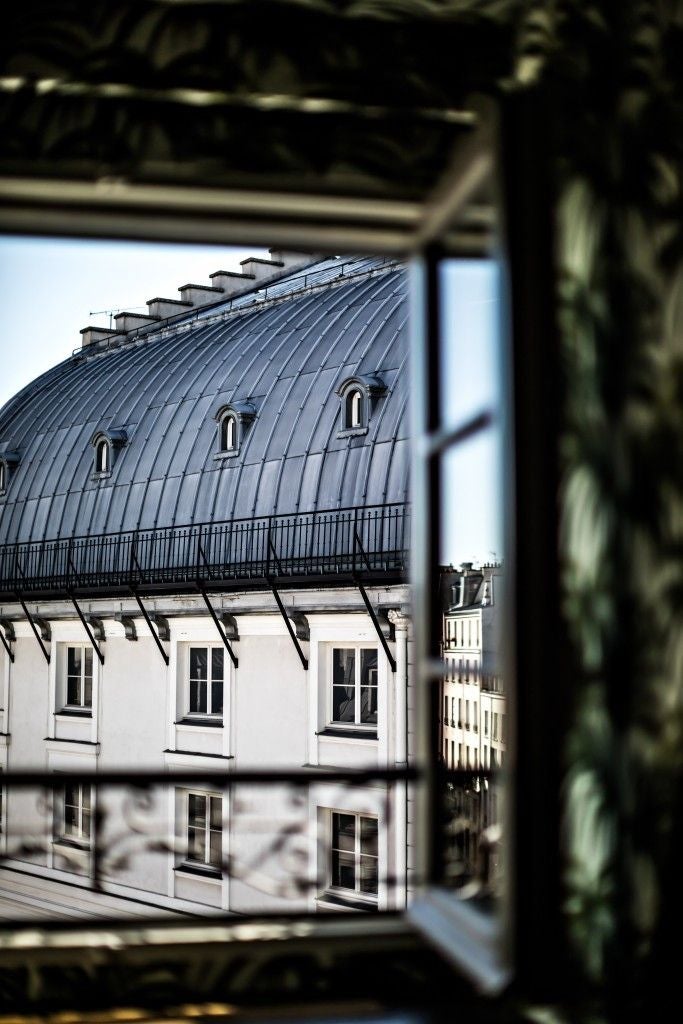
xmin=268 ymin=580 xmax=308 ymax=670
xmin=115 ymin=614 xmax=138 ymax=641
xmin=0 ymin=618 xmax=15 ymax=663
xmin=15 ymin=593 xmax=50 ymax=664
xmin=198 ymin=585 xmax=238 ymax=668
xmin=69 ymin=593 xmax=105 ymax=666
xmin=131 ymin=590 xmax=169 ymax=665
xmin=354 ymin=579 xmax=397 ymax=673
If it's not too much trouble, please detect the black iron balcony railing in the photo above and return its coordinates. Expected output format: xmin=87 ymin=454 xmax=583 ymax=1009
xmin=0 ymin=502 xmax=409 ymax=599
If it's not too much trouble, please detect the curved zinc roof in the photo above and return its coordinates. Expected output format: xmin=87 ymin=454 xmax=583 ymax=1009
xmin=0 ymin=257 xmax=409 ymax=545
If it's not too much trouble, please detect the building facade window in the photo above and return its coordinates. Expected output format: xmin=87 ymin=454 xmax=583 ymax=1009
xmin=330 ymin=646 xmax=378 ymax=728
xmin=188 ymin=646 xmax=224 ymax=719
xmin=57 ymin=784 xmax=92 ymax=847
xmin=330 ymin=811 xmax=378 ymax=901
xmin=185 ymin=792 xmax=222 ymax=872
xmin=65 ymin=646 xmax=93 ymax=712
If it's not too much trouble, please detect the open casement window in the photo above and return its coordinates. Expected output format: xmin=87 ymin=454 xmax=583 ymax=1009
xmin=0 ymin=33 xmax=568 ymax=1000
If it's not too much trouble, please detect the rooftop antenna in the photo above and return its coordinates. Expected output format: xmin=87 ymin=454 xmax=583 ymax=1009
xmin=89 ymin=306 xmax=146 ymax=329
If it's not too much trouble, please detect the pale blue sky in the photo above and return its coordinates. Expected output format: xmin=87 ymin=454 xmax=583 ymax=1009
xmin=0 ymin=236 xmax=266 ymax=409
xmin=0 ymin=239 xmax=504 ymax=566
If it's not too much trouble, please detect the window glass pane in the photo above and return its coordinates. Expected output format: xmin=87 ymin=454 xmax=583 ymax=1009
xmin=439 ymin=259 xmax=501 ymax=429
xmin=66 ymin=676 xmax=80 ymax=705
xmin=211 ymin=678 xmax=223 ymax=716
xmin=209 ymin=829 xmax=222 ymax=867
xmin=211 ymin=648 xmax=224 ymax=679
xmin=360 ymin=817 xmax=378 ymax=856
xmin=360 ymin=687 xmax=377 ymax=725
xmin=83 ymin=675 xmax=92 ymax=708
xmin=332 ymin=685 xmax=354 ymax=722
xmin=332 ymin=813 xmax=355 ymax=852
xmin=188 ymin=794 xmax=205 ymax=827
xmin=187 ymin=827 xmax=205 ymax=862
xmin=359 ymin=856 xmax=378 ymax=894
xmin=332 ymin=850 xmax=355 ymax=889
xmin=332 ymin=648 xmax=354 ymax=686
xmin=82 ymin=787 xmax=91 ymax=812
xmin=189 ymin=648 xmax=207 ymax=680
xmin=67 ymin=647 xmax=80 ymax=676
xmin=81 ymin=810 xmax=91 ymax=839
xmin=64 ymin=806 xmax=78 ymax=834
xmin=84 ymin=648 xmax=93 ymax=676
xmin=189 ymin=680 xmax=206 ymax=714
xmin=209 ymin=796 xmax=222 ymax=828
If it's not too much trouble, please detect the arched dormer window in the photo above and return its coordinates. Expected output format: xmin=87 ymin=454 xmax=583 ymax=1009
xmin=95 ymin=438 xmax=110 ymax=473
xmin=91 ymin=428 xmax=127 ymax=479
xmin=220 ymin=413 xmax=237 ymax=453
xmin=214 ymin=401 xmax=256 ymax=459
xmin=0 ymin=451 xmax=20 ymax=497
xmin=336 ymin=374 xmax=386 ymax=437
xmin=347 ymin=388 xmax=363 ymax=429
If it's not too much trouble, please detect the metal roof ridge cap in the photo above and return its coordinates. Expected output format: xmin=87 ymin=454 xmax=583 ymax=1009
xmin=74 ymin=260 xmax=403 ymax=360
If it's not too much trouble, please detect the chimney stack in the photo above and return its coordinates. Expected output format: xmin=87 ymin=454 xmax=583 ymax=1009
xmin=114 ymin=311 xmax=160 ymax=333
xmin=80 ymin=326 xmax=118 ymax=348
xmin=177 ymin=283 xmax=224 ymax=306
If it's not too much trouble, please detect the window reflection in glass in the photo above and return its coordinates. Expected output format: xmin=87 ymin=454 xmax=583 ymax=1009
xmin=438 ymin=258 xmax=507 ymax=905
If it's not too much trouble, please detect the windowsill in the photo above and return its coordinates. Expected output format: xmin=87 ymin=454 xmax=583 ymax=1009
xmin=53 ymin=837 xmax=91 ymax=852
xmin=175 ymin=863 xmax=222 ymax=882
xmin=56 ymin=709 xmax=92 ymax=718
xmin=175 ymin=717 xmax=224 ymax=728
xmin=91 ymin=470 xmax=112 ymax=481
xmin=316 ymin=891 xmax=378 ymax=913
xmin=337 ymin=426 xmax=368 ymax=439
xmin=213 ymin=449 xmax=239 ymax=460
xmin=317 ymin=728 xmax=378 ymax=741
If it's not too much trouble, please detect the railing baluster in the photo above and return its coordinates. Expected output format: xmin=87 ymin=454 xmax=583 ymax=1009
xmin=0 ymin=504 xmax=408 ymax=595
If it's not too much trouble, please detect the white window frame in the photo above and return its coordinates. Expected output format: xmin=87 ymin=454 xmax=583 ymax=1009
xmin=95 ymin=438 xmax=110 ymax=473
xmin=63 ymin=644 xmax=94 ymax=713
xmin=327 ymin=809 xmax=379 ymax=907
xmin=55 ymin=782 xmax=93 ymax=850
xmin=185 ymin=644 xmax=225 ymax=720
xmin=219 ymin=412 xmax=237 ymax=453
xmin=182 ymin=790 xmax=223 ymax=874
xmin=328 ymin=644 xmax=378 ymax=732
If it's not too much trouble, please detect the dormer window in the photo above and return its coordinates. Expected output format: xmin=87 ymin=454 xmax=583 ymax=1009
xmin=91 ymin=429 xmax=127 ymax=479
xmin=0 ymin=451 xmax=20 ymax=497
xmin=220 ymin=413 xmax=237 ymax=453
xmin=348 ymin=389 xmax=363 ymax=429
xmin=214 ymin=401 xmax=256 ymax=460
xmin=95 ymin=438 xmax=110 ymax=473
xmin=336 ymin=375 xmax=387 ymax=437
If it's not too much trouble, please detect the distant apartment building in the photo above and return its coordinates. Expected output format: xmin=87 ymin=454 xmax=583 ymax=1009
xmin=440 ymin=563 xmax=505 ymax=891
xmin=0 ymin=253 xmax=412 ymax=920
